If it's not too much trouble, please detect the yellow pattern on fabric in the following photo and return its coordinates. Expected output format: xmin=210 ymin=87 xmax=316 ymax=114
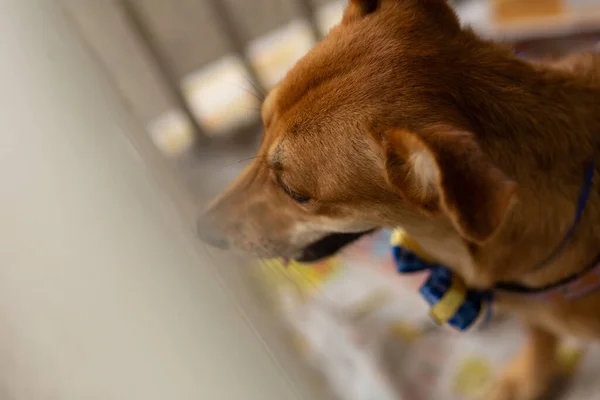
xmin=391 ymin=229 xmax=437 ymax=263
xmin=429 ymin=278 xmax=467 ymax=325
xmin=256 ymin=257 xmax=342 ymax=307
xmin=388 ymin=321 xmax=423 ymax=342
xmin=558 ymin=346 xmax=584 ymax=376
xmin=453 ymin=357 xmax=494 ymax=398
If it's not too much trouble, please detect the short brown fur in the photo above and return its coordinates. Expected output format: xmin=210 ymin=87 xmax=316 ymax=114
xmin=203 ymin=1 xmax=600 ymax=398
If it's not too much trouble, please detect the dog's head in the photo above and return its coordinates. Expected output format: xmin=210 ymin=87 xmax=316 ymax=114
xmin=199 ymin=0 xmax=517 ymax=263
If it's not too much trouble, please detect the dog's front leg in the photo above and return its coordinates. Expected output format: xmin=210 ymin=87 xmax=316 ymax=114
xmin=489 ymin=323 xmax=560 ymax=400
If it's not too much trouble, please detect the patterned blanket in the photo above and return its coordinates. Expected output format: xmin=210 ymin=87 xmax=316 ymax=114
xmin=255 ymin=230 xmax=599 ymax=400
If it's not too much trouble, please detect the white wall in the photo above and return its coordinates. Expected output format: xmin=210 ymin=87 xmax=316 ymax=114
xmin=0 ymin=1 xmax=324 ymax=399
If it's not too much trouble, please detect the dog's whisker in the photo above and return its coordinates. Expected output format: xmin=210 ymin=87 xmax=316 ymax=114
xmin=224 ymin=155 xmax=267 ymax=168
xmin=229 ymin=83 xmax=264 ymax=106
xmin=242 ymin=76 xmax=266 ymax=103
xmin=228 ymin=82 xmax=264 ymax=104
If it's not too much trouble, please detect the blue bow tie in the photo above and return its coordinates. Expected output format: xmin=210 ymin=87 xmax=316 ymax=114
xmin=391 ymin=238 xmax=493 ymax=331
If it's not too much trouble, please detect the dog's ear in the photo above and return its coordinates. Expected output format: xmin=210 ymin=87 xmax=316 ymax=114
xmin=350 ymin=0 xmax=381 ymax=15
xmin=344 ymin=0 xmax=457 ymax=29
xmin=383 ymin=127 xmax=517 ymax=243
xmin=343 ymin=0 xmax=380 ymax=21
xmin=348 ymin=0 xmax=448 ymax=13
xmin=350 ymin=0 xmax=379 ymax=15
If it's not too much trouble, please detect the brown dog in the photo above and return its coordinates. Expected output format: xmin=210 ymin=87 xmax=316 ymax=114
xmin=199 ymin=1 xmax=600 ymax=398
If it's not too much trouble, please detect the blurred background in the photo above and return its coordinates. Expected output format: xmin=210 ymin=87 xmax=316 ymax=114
xmin=5 ymin=1 xmax=600 ymax=399
xmin=60 ymin=0 xmax=600 ymax=399
xmin=60 ymin=0 xmax=600 ymax=207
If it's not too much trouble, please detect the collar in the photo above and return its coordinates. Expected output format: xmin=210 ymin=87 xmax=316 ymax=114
xmin=531 ymin=162 xmax=595 ymax=270
xmin=391 ymin=162 xmax=596 ymax=331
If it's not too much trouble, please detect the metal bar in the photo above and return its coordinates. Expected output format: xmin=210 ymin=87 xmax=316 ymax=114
xmin=118 ymin=0 xmax=208 ymax=143
xmin=205 ymin=0 xmax=267 ymax=97
xmin=294 ymin=0 xmax=323 ymax=41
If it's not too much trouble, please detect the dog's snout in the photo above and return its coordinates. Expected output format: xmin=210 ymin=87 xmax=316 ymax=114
xmin=197 ymin=217 xmax=229 ymax=250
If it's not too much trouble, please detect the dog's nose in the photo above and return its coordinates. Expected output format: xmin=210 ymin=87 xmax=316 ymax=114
xmin=196 ymin=218 xmax=229 ymax=250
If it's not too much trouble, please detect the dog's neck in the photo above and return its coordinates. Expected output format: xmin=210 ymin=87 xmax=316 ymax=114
xmin=456 ymin=46 xmax=600 ymax=173
xmin=422 ymin=44 xmax=600 ymax=289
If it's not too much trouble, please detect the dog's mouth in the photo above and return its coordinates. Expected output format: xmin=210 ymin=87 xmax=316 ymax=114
xmin=293 ymin=229 xmax=376 ymax=263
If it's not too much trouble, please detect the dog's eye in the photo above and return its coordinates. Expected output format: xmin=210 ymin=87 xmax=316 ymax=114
xmin=289 ymin=191 xmax=311 ymax=204
xmin=275 ymin=174 xmax=311 ymax=204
